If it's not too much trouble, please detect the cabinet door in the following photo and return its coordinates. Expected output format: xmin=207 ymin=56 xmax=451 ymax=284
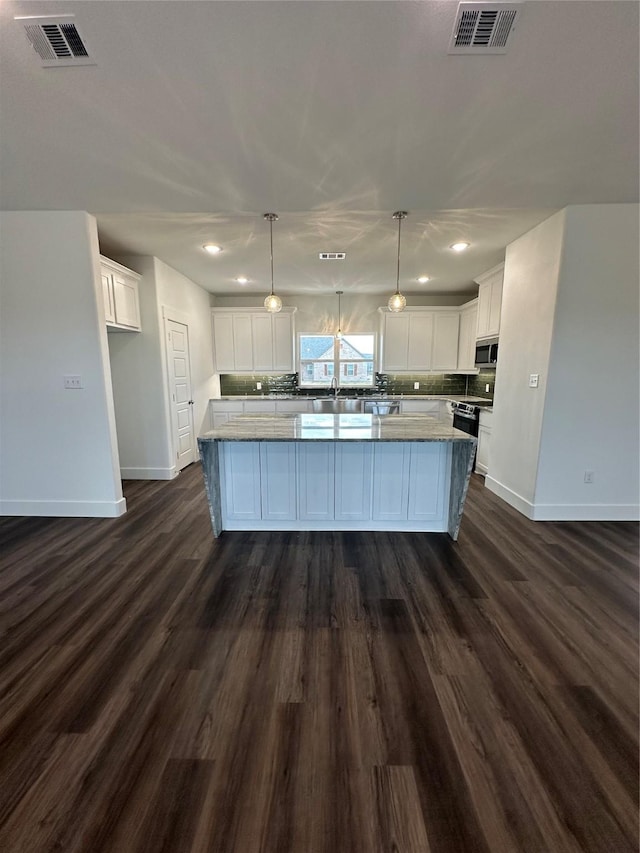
xmin=372 ymin=443 xmax=408 ymax=520
xmin=476 ymin=281 xmax=491 ymax=339
xmin=113 ymin=272 xmax=140 ymax=328
xmin=382 ymin=314 xmax=410 ymax=370
xmin=276 ymin=400 xmax=310 ymax=413
xmin=252 ymin=315 xmax=274 ymax=371
xmin=457 ymin=305 xmax=477 ymax=370
xmin=221 ymin=442 xmax=262 ymax=520
xmin=297 ymin=443 xmax=334 ymax=520
xmin=233 ymin=315 xmax=254 ymax=370
xmin=407 ymin=443 xmax=448 ymax=521
xmin=245 ymin=400 xmax=277 ymax=413
xmin=407 ymin=313 xmax=433 ymax=370
xmin=213 ymin=315 xmax=235 ymax=371
xmin=488 ymin=277 xmax=503 ymax=337
xmin=335 ymin=443 xmax=372 ymax=521
xmin=273 ymin=313 xmax=294 ymax=371
xmin=101 ymin=271 xmax=115 ymax=324
xmin=432 ymin=313 xmax=460 ymax=371
xmin=260 ymin=443 xmax=297 ymax=520
xmin=476 ymin=425 xmax=491 ymax=474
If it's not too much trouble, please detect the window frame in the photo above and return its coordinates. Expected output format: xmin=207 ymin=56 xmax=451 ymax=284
xmin=298 ymin=333 xmax=376 ymax=389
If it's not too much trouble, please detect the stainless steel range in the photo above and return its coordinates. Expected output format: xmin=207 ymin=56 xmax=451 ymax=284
xmin=451 ymin=400 xmax=492 ymax=437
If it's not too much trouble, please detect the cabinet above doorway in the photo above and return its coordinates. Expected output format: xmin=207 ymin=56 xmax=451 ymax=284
xmin=100 ymin=256 xmax=141 ymax=331
xmin=211 ymin=308 xmax=296 ymax=373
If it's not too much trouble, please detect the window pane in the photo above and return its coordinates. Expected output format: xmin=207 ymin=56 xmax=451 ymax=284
xmin=300 ymin=335 xmax=334 ymax=360
xmin=339 ymin=335 xmax=374 ymax=360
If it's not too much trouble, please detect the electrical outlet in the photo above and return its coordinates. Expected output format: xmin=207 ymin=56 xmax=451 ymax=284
xmin=485 ymin=384 xmax=490 ymax=393
xmin=584 ymin=470 xmax=595 ymax=484
xmin=256 ymin=382 xmax=262 ymax=391
xmin=413 ymin=382 xmax=420 ymax=390
xmin=63 ymin=375 xmax=83 ymax=389
xmin=529 ymin=374 xmax=539 ymax=388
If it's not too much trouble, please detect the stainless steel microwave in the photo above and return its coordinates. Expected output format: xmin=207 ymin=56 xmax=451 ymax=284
xmin=475 ymin=338 xmax=498 ymax=368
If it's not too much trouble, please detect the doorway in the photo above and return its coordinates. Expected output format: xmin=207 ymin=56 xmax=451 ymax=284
xmin=165 ymin=318 xmax=195 ymax=471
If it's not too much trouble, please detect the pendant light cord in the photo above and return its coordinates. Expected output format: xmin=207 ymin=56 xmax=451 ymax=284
xmin=395 ymin=214 xmax=402 ymax=296
xmin=269 ymin=217 xmax=275 ymax=297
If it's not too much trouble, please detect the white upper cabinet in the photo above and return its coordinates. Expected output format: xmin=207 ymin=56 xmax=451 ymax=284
xmin=379 ymin=307 xmax=464 ymax=373
xmin=100 ymin=256 xmax=141 ymax=331
xmin=432 ymin=312 xmax=460 ymax=371
xmin=457 ymin=299 xmax=478 ymax=371
xmin=211 ymin=308 xmax=296 ymax=373
xmin=475 ymin=263 xmax=504 ymax=340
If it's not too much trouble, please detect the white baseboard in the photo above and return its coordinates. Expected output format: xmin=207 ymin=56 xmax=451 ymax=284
xmin=120 ymin=467 xmax=177 ymax=480
xmin=484 ymin=477 xmax=639 ymax=521
xmin=0 ymin=497 xmax=127 ymax=518
xmin=530 ymin=503 xmax=640 ymax=521
xmin=485 ymin=476 xmax=535 ymax=518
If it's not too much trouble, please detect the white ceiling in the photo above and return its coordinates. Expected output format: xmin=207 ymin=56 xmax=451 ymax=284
xmin=1 ymin=1 xmax=637 ymax=296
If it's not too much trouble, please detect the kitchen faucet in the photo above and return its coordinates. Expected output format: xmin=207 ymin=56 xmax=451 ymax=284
xmin=330 ymin=376 xmax=339 ymax=397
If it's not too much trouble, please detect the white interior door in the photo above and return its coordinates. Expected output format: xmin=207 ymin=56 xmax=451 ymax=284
xmin=166 ymin=319 xmax=195 ymax=471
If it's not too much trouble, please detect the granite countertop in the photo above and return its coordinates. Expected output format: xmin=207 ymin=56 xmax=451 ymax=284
xmin=211 ymin=394 xmax=491 ymax=403
xmin=199 ymin=413 xmax=477 ymax=443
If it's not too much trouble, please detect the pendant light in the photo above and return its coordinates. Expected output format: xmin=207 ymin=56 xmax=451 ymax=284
xmin=335 ymin=290 xmax=343 ymax=339
xmin=263 ymin=213 xmax=282 ymax=313
xmin=388 ymin=211 xmax=408 ymax=313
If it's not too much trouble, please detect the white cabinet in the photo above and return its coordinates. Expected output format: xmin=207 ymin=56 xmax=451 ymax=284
xmin=220 ymin=440 xmax=451 ymax=532
xmin=432 ymin=312 xmax=460 ymax=371
xmin=100 ymin=256 xmax=141 ymax=331
xmin=209 ymin=400 xmax=244 ymax=430
xmin=379 ymin=308 xmax=461 ymax=373
xmin=275 ymin=399 xmax=311 ymax=414
xmin=221 ymin=442 xmax=262 ymax=520
xmin=457 ymin=299 xmax=478 ymax=370
xmin=475 ymin=264 xmax=503 ymax=340
xmin=475 ymin=409 xmax=492 ymax=475
xmin=297 ymin=443 xmax=335 ymax=520
xmin=212 ymin=308 xmax=296 ymax=373
xmin=260 ymin=443 xmax=297 ymax=520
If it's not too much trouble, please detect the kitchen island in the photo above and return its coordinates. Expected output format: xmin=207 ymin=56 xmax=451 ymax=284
xmin=198 ymin=413 xmax=476 ymax=540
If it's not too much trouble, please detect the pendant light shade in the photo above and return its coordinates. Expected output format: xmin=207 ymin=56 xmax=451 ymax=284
xmin=388 ymin=211 xmax=408 ymax=313
xmin=263 ymin=213 xmax=282 ymax=313
xmin=335 ymin=290 xmax=343 ymax=339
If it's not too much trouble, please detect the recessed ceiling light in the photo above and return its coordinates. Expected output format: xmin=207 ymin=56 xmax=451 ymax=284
xmin=450 ymin=241 xmax=470 ymax=253
xmin=203 ymin=243 xmax=222 ymax=255
xmin=417 ymin=276 xmax=430 ymax=284
xmin=235 ymin=276 xmax=248 ymax=285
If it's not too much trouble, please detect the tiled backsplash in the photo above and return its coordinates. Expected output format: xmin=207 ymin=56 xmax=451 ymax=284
xmin=219 ymin=371 xmax=495 ymax=398
xmin=466 ymin=369 xmax=496 ymax=399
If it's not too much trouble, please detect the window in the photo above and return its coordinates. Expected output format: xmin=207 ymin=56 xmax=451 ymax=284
xmin=299 ymin=334 xmax=375 ymax=387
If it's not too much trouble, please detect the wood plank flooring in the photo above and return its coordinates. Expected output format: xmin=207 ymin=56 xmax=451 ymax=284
xmin=0 ymin=464 xmax=637 ymax=853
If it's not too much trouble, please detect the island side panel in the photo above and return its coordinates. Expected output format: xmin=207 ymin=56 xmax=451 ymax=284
xmin=448 ymin=438 xmax=477 ymax=540
xmin=197 ymin=437 xmax=223 ymax=537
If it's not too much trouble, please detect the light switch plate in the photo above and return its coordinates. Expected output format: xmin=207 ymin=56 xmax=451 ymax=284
xmin=256 ymin=382 xmax=262 ymax=390
xmin=529 ymin=374 xmax=539 ymax=388
xmin=413 ymin=382 xmax=420 ymax=390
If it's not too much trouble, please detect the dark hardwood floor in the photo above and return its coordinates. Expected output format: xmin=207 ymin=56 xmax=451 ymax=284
xmin=0 ymin=464 xmax=637 ymax=853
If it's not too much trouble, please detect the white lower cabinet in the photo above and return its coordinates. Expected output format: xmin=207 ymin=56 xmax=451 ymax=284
xmin=221 ymin=442 xmax=262 ymax=520
xmin=408 ymin=443 xmax=447 ymax=520
xmin=298 ymin=443 xmax=335 ymax=520
xmin=400 ymin=400 xmax=442 ymax=416
xmin=220 ymin=441 xmax=450 ymax=531
xmin=335 ymin=443 xmax=372 ymax=521
xmin=372 ymin=443 xmax=409 ymax=521
xmin=260 ymin=443 xmax=297 ymax=520
xmin=475 ymin=411 xmax=492 ymax=475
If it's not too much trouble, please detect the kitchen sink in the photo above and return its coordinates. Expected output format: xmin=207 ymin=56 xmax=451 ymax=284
xmin=311 ymin=398 xmax=363 ymax=414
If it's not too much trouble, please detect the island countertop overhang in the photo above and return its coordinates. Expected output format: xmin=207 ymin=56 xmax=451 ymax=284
xmin=198 ymin=413 xmax=477 ymax=443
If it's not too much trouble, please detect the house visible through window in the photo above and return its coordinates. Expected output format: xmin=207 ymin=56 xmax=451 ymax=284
xmin=299 ymin=334 xmax=375 ymax=387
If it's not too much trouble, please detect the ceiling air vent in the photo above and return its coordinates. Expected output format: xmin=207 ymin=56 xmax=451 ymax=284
xmin=18 ymin=15 xmax=96 ymax=67
xmin=448 ymin=3 xmax=521 ymax=55
xmin=319 ymin=253 xmax=346 ymax=260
